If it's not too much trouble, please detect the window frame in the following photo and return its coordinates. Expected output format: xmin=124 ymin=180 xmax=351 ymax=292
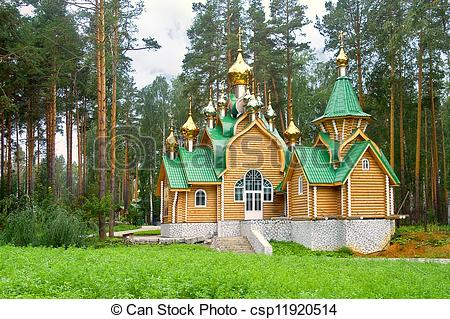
xmin=362 ymin=158 xmax=370 ymax=171
xmin=298 ymin=176 xmax=304 ymax=195
xmin=194 ymin=189 xmax=207 ymax=207
xmin=234 ymin=179 xmax=244 ymax=202
xmin=263 ymin=179 xmax=273 ymax=202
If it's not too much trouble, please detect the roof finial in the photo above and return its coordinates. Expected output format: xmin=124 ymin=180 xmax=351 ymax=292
xmin=339 ymin=31 xmax=345 ymax=47
xmin=336 ymin=31 xmax=349 ymax=76
xmin=209 ymin=85 xmax=213 ymax=101
xmin=268 ymin=89 xmax=272 ymax=105
xmin=237 ymin=26 xmax=242 ymax=52
xmin=189 ymin=96 xmax=192 ymax=115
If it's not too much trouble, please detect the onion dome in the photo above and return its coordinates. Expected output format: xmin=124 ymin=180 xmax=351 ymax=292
xmin=181 ymin=97 xmax=200 ymax=139
xmin=228 ymin=28 xmax=252 ymax=86
xmin=203 ymin=86 xmax=217 ymax=118
xmin=336 ymin=31 xmax=348 ymax=69
xmin=217 ymin=90 xmax=227 ymax=108
xmin=165 ymin=127 xmax=178 ymax=151
xmin=265 ymin=91 xmax=276 ymax=121
xmin=283 ymin=117 xmax=301 ymax=145
xmin=246 ymin=94 xmax=259 ymax=113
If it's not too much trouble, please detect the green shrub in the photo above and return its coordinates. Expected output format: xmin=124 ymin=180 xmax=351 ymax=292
xmin=1 ymin=203 xmax=87 ymax=248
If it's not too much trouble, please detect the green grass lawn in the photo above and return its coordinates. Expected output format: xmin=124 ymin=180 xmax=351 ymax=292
xmin=112 ymin=224 xmax=140 ymax=232
xmin=0 ymin=244 xmax=448 ymax=298
xmin=133 ymin=229 xmax=161 ymax=236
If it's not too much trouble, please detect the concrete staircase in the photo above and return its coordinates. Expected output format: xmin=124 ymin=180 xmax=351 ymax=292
xmin=211 ymin=236 xmax=255 ymax=254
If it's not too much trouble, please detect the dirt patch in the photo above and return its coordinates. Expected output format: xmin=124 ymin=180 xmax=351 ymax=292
xmin=362 ymin=231 xmax=450 ymax=259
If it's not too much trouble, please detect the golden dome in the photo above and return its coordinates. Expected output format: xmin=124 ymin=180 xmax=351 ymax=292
xmin=336 ymin=31 xmax=348 ymax=68
xmin=283 ymin=118 xmax=301 ymax=144
xmin=217 ymin=90 xmax=227 ymax=110
xmin=228 ymin=28 xmax=252 ymax=86
xmin=181 ymin=97 xmax=199 ymax=139
xmin=336 ymin=46 xmax=348 ymax=68
xmin=165 ymin=127 xmax=178 ymax=150
xmin=265 ymin=90 xmax=276 ymax=121
xmin=203 ymin=86 xmax=217 ymax=118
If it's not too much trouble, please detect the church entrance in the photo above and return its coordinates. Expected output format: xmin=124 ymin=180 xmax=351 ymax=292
xmin=244 ymin=170 xmax=263 ymax=220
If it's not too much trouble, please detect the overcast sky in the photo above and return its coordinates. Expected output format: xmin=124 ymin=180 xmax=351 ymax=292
xmin=128 ymin=0 xmax=329 ymax=89
xmin=55 ymin=0 xmax=330 ymax=158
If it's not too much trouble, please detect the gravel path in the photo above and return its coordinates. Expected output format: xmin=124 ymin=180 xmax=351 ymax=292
xmin=113 ymin=225 xmax=160 ymax=237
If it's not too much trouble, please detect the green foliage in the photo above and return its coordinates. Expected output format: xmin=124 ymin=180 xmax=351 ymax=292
xmin=271 ymin=241 xmax=354 ymax=258
xmin=81 ymin=193 xmax=112 ymax=220
xmin=0 ymin=245 xmax=448 ymax=298
xmin=1 ymin=202 xmax=87 ymax=248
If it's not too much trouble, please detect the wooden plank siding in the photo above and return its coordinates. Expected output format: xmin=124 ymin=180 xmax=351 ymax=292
xmin=349 ymin=150 xmax=387 ymax=216
xmin=175 ymin=191 xmax=187 ymax=223
xmin=224 ymin=125 xmax=285 ymax=220
xmin=316 ymin=186 xmax=339 ymax=217
xmin=289 ymin=161 xmax=309 ymax=218
xmin=185 ymin=186 xmax=217 ymax=222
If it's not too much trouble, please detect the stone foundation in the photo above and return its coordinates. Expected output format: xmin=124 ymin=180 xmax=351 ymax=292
xmin=161 ymin=219 xmax=395 ymax=254
xmin=161 ymin=223 xmax=217 ymax=238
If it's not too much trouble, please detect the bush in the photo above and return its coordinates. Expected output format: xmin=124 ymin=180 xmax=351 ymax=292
xmin=1 ymin=203 xmax=88 ymax=248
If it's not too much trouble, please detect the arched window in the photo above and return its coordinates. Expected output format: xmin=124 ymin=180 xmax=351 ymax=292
xmin=362 ymin=158 xmax=370 ymax=171
xmin=195 ymin=189 xmax=207 ymax=207
xmin=234 ymin=179 xmax=244 ymax=201
xmin=298 ymin=176 xmax=304 ymax=195
xmin=263 ymin=179 xmax=273 ymax=202
xmin=245 ymin=170 xmax=262 ymax=191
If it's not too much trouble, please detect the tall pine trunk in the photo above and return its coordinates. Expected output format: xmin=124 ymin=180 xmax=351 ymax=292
xmin=27 ymin=99 xmax=34 ymax=195
xmin=109 ymin=0 xmax=119 ymax=237
xmin=47 ymin=80 xmax=57 ymax=193
xmin=389 ymin=60 xmax=395 ymax=168
xmin=428 ymin=53 xmax=440 ymax=221
xmin=96 ymin=0 xmax=107 ymax=239
xmin=6 ymin=114 xmax=12 ymax=194
xmin=76 ymin=80 xmax=83 ymax=196
xmin=440 ymin=117 xmax=448 ymax=223
xmin=286 ymin=0 xmax=292 ymax=121
xmin=66 ymin=90 xmax=73 ymax=194
xmin=15 ymin=113 xmax=20 ymax=197
xmin=355 ymin=1 xmax=364 ymax=108
xmin=414 ymin=34 xmax=424 ymax=224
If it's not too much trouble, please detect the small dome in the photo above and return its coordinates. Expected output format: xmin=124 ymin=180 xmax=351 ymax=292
xmin=217 ymin=91 xmax=227 ymax=109
xmin=246 ymin=94 xmax=259 ymax=113
xmin=336 ymin=46 xmax=348 ymax=68
xmin=266 ymin=103 xmax=276 ymax=121
xmin=203 ymin=99 xmax=216 ymax=118
xmin=283 ymin=118 xmax=301 ymax=144
xmin=165 ymin=127 xmax=178 ymax=150
xmin=181 ymin=97 xmax=199 ymax=139
xmin=228 ymin=51 xmax=252 ymax=86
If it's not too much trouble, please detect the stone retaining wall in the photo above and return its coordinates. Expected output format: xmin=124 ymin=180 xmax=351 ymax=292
xmin=161 ymin=219 xmax=395 ymax=254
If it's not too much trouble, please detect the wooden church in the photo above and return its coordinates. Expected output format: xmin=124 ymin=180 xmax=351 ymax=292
xmin=156 ymin=33 xmax=400 ymax=254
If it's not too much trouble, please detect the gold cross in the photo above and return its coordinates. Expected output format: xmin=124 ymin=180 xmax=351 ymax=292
xmin=338 ymin=31 xmax=346 ymax=47
xmin=237 ymin=27 xmax=242 ymax=51
xmin=189 ymin=96 xmax=192 ymax=115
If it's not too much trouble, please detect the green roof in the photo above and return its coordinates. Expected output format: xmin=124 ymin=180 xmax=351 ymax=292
xmin=206 ymin=126 xmax=231 ymax=175
xmin=179 ymin=146 xmax=219 ymax=183
xmin=219 ymin=112 xmax=238 ymax=137
xmin=368 ymin=140 xmax=400 ymax=184
xmin=313 ymin=77 xmax=371 ymax=122
xmin=294 ymin=147 xmax=336 ymax=184
xmin=318 ymin=132 xmax=340 ymax=162
xmin=295 ymin=140 xmax=400 ymax=185
xmin=162 ymin=156 xmax=188 ymax=189
xmin=335 ymin=141 xmax=369 ymax=182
